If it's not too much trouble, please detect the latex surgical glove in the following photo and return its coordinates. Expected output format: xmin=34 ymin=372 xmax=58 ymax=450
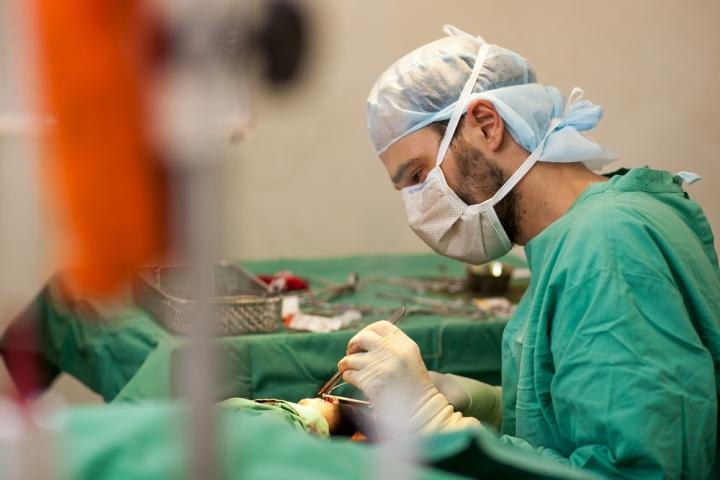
xmin=429 ymin=372 xmax=502 ymax=431
xmin=338 ymin=320 xmax=480 ymax=433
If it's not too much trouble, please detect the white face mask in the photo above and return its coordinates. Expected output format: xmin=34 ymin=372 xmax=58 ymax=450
xmin=401 ymin=165 xmax=512 ymax=264
xmin=401 ymin=141 xmax=550 ymax=264
xmin=400 ymin=42 xmax=560 ymax=265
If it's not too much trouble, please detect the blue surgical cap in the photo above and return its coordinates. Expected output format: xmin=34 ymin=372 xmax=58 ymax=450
xmin=475 ymin=83 xmax=616 ymax=169
xmin=367 ymin=25 xmax=536 ymax=155
xmin=367 ymin=25 xmax=615 ymax=170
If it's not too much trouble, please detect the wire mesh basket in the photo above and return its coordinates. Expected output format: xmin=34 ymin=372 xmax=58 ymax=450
xmin=132 ymin=262 xmax=283 ymax=336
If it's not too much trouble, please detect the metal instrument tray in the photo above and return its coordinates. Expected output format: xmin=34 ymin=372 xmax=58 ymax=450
xmin=132 ymin=262 xmax=282 ymax=336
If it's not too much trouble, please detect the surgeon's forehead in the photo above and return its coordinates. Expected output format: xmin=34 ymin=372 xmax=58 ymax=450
xmin=381 ymin=127 xmax=439 ymax=165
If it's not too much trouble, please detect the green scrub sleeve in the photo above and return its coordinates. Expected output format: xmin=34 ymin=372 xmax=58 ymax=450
xmin=503 ymin=269 xmax=718 ymax=479
xmin=429 ymin=371 xmax=502 ymax=431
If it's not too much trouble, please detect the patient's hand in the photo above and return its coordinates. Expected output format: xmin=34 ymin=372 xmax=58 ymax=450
xmin=299 ymin=398 xmax=342 ymax=433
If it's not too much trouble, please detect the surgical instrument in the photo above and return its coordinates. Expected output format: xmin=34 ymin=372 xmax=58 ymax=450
xmin=317 ymin=306 xmax=406 ymax=397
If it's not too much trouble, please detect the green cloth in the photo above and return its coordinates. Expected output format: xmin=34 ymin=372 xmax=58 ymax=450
xmin=2 ymin=254 xmax=524 ymax=403
xmin=1 ymin=284 xmax=160 ymax=401
xmin=47 ymin=401 xmax=598 ymax=480
xmin=219 ymin=397 xmax=330 ymax=436
xmin=500 ymin=168 xmax=720 ymax=478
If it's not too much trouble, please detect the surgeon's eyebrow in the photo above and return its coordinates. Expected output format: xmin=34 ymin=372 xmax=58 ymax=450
xmin=391 ymin=157 xmax=423 ymax=187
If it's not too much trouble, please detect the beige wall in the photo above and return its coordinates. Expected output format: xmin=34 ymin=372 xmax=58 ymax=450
xmin=220 ymin=0 xmax=720 ymax=261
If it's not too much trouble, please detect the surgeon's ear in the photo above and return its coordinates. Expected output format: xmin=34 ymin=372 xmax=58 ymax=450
xmin=466 ymin=99 xmax=504 ymax=152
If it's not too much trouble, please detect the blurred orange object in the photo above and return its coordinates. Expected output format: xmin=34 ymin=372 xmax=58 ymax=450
xmin=33 ymin=0 xmax=167 ymax=296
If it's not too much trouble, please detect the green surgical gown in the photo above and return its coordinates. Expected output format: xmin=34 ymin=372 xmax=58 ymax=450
xmin=500 ymin=167 xmax=720 ymax=478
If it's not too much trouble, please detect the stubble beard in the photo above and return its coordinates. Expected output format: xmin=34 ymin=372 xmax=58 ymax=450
xmin=451 ymin=138 xmax=521 ymax=244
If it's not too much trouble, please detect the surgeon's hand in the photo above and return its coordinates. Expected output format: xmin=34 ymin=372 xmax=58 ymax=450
xmin=338 ymin=321 xmax=481 ymax=432
xmin=339 ymin=320 xmax=435 ymax=403
xmin=429 ymin=372 xmax=503 ymax=431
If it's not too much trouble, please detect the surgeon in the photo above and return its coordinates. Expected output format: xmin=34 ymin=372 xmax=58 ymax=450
xmin=336 ymin=25 xmax=720 ymax=478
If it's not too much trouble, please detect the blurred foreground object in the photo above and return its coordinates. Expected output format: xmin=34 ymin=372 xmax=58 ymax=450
xmin=31 ymin=0 xmax=309 ymax=298
xmin=143 ymin=1 xmax=309 ymax=479
xmin=33 ymin=0 xmax=168 ymax=296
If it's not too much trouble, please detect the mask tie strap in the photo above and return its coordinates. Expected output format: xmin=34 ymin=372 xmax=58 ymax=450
xmin=481 ymin=88 xmax=585 ymax=208
xmin=480 ymin=130 xmax=551 ymax=208
xmin=435 ymin=42 xmax=491 ymax=167
xmin=563 ymin=87 xmax=585 ymax=117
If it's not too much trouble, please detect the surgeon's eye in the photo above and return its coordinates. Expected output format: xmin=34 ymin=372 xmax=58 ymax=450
xmin=410 ymin=169 xmax=424 ymax=184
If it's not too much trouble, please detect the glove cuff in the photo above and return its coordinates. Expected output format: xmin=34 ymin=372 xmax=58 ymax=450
xmin=408 ymin=387 xmax=482 ymax=432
